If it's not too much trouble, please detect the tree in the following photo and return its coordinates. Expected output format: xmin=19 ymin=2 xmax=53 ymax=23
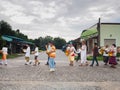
xmin=40 ymin=36 xmax=53 ymax=50
xmin=0 ymin=20 xmax=67 ymax=50
xmin=0 ymin=20 xmax=11 ymax=49
xmin=33 ymin=36 xmax=66 ymax=50
xmin=54 ymin=37 xmax=66 ymax=49
xmin=0 ymin=35 xmax=6 ymax=49
xmin=0 ymin=20 xmax=12 ymax=35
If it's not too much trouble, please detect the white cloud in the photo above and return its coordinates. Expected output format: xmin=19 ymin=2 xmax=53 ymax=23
xmin=89 ymin=6 xmax=116 ymax=19
xmin=0 ymin=1 xmax=34 ymax=24
xmin=29 ymin=1 xmax=57 ymax=19
xmin=0 ymin=1 xmax=24 ymax=16
xmin=0 ymin=0 xmax=120 ymax=41
xmin=10 ymin=15 xmax=35 ymax=24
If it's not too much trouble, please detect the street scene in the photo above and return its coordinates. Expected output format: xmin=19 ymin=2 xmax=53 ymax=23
xmin=0 ymin=50 xmax=120 ymax=90
xmin=0 ymin=0 xmax=120 ymax=90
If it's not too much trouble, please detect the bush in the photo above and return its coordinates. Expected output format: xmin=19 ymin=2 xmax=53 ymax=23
xmin=87 ymin=55 xmax=103 ymax=61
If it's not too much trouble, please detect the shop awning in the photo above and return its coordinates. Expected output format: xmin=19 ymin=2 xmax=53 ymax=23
xmin=2 ymin=35 xmax=34 ymax=45
xmin=4 ymin=35 xmax=23 ymax=41
xmin=81 ymin=28 xmax=98 ymax=39
xmin=2 ymin=35 xmax=13 ymax=42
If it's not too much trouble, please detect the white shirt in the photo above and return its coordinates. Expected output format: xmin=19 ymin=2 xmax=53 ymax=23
xmin=81 ymin=45 xmax=87 ymax=60
xmin=47 ymin=45 xmax=51 ymax=51
xmin=114 ymin=48 xmax=117 ymax=56
xmin=76 ymin=48 xmax=81 ymax=53
xmin=2 ymin=47 xmax=8 ymax=54
xmin=25 ymin=46 xmax=30 ymax=57
xmin=81 ymin=45 xmax=87 ymax=54
xmin=34 ymin=47 xmax=39 ymax=56
xmin=103 ymin=48 xmax=109 ymax=56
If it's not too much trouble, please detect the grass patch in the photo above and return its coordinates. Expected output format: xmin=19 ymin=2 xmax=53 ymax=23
xmin=87 ymin=53 xmax=120 ymax=61
xmin=87 ymin=55 xmax=103 ymax=61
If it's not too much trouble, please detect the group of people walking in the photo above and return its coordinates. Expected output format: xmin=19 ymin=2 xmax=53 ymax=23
xmin=65 ymin=40 xmax=118 ymax=68
xmin=24 ymin=42 xmax=56 ymax=72
xmin=101 ymin=44 xmax=118 ymax=68
xmin=0 ymin=41 xmax=56 ymax=72
xmin=24 ymin=44 xmax=40 ymax=66
xmin=66 ymin=40 xmax=88 ymax=66
xmin=0 ymin=40 xmax=118 ymax=73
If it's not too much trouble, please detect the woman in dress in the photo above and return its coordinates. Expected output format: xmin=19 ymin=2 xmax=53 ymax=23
xmin=79 ymin=40 xmax=88 ymax=66
xmin=68 ymin=44 xmax=76 ymax=66
xmin=108 ymin=44 xmax=117 ymax=68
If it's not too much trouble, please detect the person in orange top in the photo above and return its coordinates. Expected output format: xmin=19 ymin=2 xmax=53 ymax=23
xmin=68 ymin=43 xmax=76 ymax=66
xmin=0 ymin=45 xmax=8 ymax=66
xmin=47 ymin=42 xmax=56 ymax=72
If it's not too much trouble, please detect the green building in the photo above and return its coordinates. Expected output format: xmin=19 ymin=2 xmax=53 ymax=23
xmin=81 ymin=19 xmax=120 ymax=53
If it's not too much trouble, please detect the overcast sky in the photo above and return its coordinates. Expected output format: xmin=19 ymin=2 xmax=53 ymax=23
xmin=0 ymin=0 xmax=120 ymax=41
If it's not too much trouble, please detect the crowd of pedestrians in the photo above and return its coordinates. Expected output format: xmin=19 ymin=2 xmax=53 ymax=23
xmin=0 ymin=40 xmax=119 ymax=72
xmin=65 ymin=40 xmax=118 ymax=68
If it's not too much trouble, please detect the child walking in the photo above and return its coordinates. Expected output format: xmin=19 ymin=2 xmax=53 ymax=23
xmin=0 ymin=45 xmax=8 ymax=66
xmin=33 ymin=45 xmax=40 ymax=66
xmin=24 ymin=44 xmax=31 ymax=65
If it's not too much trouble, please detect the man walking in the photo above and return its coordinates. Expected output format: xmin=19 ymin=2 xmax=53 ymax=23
xmin=90 ymin=43 xmax=99 ymax=67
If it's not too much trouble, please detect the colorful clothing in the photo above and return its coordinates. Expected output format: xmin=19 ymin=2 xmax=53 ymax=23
xmin=67 ymin=45 xmax=76 ymax=66
xmin=109 ymin=56 xmax=117 ymax=65
xmin=80 ymin=44 xmax=87 ymax=64
xmin=48 ymin=45 xmax=56 ymax=71
xmin=1 ymin=47 xmax=8 ymax=65
xmin=68 ymin=46 xmax=76 ymax=62
xmin=109 ymin=46 xmax=117 ymax=65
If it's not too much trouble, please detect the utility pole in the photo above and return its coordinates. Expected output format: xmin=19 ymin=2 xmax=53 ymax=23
xmin=97 ymin=18 xmax=101 ymax=47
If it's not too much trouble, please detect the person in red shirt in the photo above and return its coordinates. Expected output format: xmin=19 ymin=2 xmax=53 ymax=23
xmin=90 ymin=43 xmax=99 ymax=67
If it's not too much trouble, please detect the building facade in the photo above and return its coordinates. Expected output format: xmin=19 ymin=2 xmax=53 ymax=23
xmin=80 ymin=20 xmax=120 ymax=53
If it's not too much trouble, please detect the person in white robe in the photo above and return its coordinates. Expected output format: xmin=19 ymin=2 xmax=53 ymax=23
xmin=79 ymin=40 xmax=88 ymax=66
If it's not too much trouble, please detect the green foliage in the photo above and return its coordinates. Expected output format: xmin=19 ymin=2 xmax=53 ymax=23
xmin=33 ymin=36 xmax=53 ymax=50
xmin=0 ymin=20 xmax=67 ymax=51
xmin=0 ymin=20 xmax=12 ymax=35
xmin=54 ymin=37 xmax=66 ymax=49
xmin=87 ymin=55 xmax=103 ymax=61
xmin=0 ymin=20 xmax=29 ymax=48
xmin=33 ymin=36 xmax=66 ymax=50
xmin=0 ymin=20 xmax=14 ymax=48
xmin=117 ymin=53 xmax=120 ymax=57
xmin=0 ymin=35 xmax=6 ymax=49
xmin=0 ymin=20 xmax=28 ymax=40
